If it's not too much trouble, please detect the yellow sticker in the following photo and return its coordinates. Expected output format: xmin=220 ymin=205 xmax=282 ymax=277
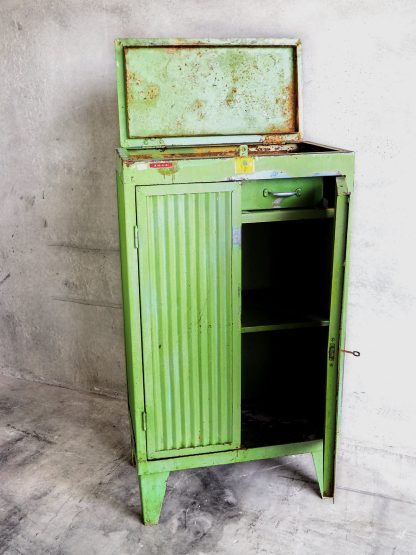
xmin=235 ymin=156 xmax=255 ymax=174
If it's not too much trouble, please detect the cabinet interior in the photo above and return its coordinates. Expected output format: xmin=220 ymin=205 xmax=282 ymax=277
xmin=240 ymin=216 xmax=335 ymax=448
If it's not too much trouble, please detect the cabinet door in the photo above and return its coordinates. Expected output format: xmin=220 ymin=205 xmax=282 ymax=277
xmin=136 ymin=182 xmax=241 ymax=459
xmin=324 ymin=176 xmax=350 ymax=496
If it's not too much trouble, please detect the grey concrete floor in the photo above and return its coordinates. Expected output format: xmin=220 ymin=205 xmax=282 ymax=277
xmin=1 ymin=375 xmax=415 ymax=555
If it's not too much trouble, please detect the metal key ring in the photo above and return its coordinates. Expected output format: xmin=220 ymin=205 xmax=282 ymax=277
xmin=341 ymin=349 xmax=361 ymax=357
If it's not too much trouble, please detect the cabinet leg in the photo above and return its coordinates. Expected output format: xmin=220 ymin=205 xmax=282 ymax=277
xmin=138 ymin=471 xmax=169 ymax=525
xmin=321 ymin=446 xmax=335 ymax=499
xmin=312 ymin=450 xmax=324 ymax=498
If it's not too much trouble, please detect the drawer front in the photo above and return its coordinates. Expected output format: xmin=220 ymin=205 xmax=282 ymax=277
xmin=241 ymin=177 xmax=323 ymax=211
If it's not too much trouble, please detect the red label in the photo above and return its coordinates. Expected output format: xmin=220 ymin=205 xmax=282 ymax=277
xmin=149 ymin=162 xmax=173 ymax=169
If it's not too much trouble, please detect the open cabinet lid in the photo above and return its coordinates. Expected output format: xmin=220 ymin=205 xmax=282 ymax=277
xmin=115 ymin=38 xmax=303 ymax=149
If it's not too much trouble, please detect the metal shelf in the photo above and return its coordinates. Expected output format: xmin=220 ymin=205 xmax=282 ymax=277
xmin=242 ymin=320 xmax=329 ymax=334
xmin=241 ymin=289 xmax=329 ymax=334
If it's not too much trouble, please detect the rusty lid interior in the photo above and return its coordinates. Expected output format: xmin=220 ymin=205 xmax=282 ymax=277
xmin=115 ymin=39 xmax=303 ymax=149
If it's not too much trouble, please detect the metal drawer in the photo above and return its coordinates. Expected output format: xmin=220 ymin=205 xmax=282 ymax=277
xmin=241 ymin=177 xmax=323 ymax=211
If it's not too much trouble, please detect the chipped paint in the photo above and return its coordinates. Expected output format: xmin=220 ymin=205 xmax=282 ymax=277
xmin=134 ymin=162 xmax=148 ymax=170
xmin=156 ymin=161 xmax=179 ymax=176
xmin=312 ymin=171 xmax=343 ymax=177
xmin=230 ymin=170 xmax=291 ymax=181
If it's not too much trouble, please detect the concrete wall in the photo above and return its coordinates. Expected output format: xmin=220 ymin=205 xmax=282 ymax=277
xmin=1 ymin=0 xmax=415 ymax=470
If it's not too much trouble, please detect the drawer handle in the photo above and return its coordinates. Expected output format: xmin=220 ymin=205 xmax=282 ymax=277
xmin=263 ymin=188 xmax=301 ymax=198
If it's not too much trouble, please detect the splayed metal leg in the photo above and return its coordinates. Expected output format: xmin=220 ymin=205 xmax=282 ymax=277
xmin=312 ymin=450 xmax=324 ymax=498
xmin=138 ymin=471 xmax=169 ymax=525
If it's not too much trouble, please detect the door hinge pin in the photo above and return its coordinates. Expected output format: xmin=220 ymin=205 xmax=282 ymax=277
xmin=134 ymin=226 xmax=139 ymax=249
xmin=142 ymin=412 xmax=147 ymax=431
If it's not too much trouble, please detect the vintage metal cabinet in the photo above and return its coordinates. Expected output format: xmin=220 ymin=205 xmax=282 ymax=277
xmin=115 ymin=38 xmax=354 ymax=524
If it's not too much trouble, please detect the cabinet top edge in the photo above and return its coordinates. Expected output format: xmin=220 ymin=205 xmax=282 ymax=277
xmin=115 ymin=38 xmax=301 ymax=47
xmin=116 ymin=141 xmax=354 ymax=164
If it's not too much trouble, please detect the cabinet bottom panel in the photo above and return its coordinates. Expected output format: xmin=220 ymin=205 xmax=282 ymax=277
xmin=139 ymin=439 xmax=323 ymax=474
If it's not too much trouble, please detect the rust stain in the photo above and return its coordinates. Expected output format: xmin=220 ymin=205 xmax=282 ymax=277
xmin=158 ymin=162 xmax=179 ymax=176
xmin=266 ymin=125 xmax=281 ymax=134
xmin=225 ymin=87 xmax=238 ymax=106
xmin=125 ymin=73 xmax=135 ymax=104
xmin=126 ymin=70 xmax=142 ymax=85
xmin=123 ymin=158 xmax=137 ymax=166
xmin=126 ymin=67 xmax=159 ymax=104
xmin=126 ymin=87 xmax=134 ymax=104
xmin=284 ymin=82 xmax=296 ymax=131
xmin=143 ymin=84 xmax=160 ymax=102
xmin=192 ymin=99 xmax=205 ymax=110
xmin=123 ymin=143 xmax=302 ymax=165
xmin=126 ymin=146 xmax=238 ymax=161
xmin=275 ymin=95 xmax=285 ymax=108
xmin=254 ymin=144 xmax=299 ymax=154
xmin=268 ymin=83 xmax=297 ymax=135
xmin=123 ymin=47 xmax=130 ymax=113
xmin=191 ymin=99 xmax=206 ymax=121
xmin=126 ymin=70 xmax=144 ymax=109
xmin=263 ymin=134 xmax=286 ymax=145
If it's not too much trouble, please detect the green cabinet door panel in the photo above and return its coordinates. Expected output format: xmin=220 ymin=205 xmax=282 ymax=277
xmin=323 ymin=176 xmax=350 ymax=497
xmin=136 ymin=182 xmax=242 ymax=459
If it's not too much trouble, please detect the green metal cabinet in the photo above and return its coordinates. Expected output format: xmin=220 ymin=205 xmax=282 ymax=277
xmin=115 ymin=38 xmax=354 ymax=524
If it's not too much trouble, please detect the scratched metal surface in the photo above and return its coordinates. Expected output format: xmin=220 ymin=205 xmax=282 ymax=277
xmin=124 ymin=46 xmax=298 ymax=138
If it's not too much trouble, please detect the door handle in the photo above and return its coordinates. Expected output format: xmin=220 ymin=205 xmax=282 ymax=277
xmin=263 ymin=188 xmax=301 ymax=208
xmin=263 ymin=188 xmax=301 ymax=198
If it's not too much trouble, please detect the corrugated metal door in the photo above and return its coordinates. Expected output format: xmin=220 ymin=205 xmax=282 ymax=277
xmin=136 ymin=182 xmax=241 ymax=460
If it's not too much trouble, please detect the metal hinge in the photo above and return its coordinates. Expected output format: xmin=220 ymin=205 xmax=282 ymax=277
xmin=141 ymin=412 xmax=147 ymax=431
xmin=239 ymin=144 xmax=249 ymax=157
xmin=328 ymin=338 xmax=336 ymax=362
xmin=335 ymin=176 xmax=350 ymax=196
xmin=232 ymin=227 xmax=241 ymax=247
xmin=134 ymin=226 xmax=139 ymax=249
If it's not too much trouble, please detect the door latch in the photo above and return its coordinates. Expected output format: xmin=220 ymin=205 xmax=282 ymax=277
xmin=328 ymin=344 xmax=336 ymax=362
xmin=239 ymin=144 xmax=249 ymax=157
